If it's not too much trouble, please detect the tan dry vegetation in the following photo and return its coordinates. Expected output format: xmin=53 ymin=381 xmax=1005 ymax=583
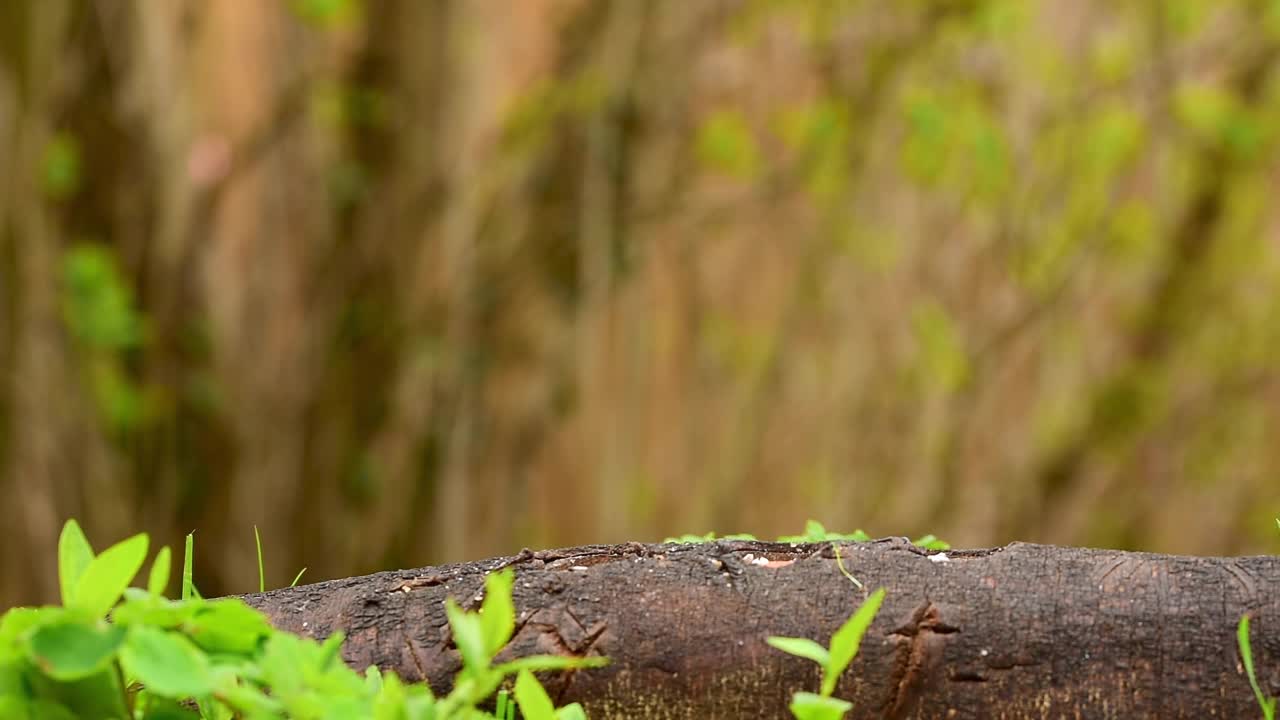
xmin=2 ymin=0 xmax=1280 ymax=606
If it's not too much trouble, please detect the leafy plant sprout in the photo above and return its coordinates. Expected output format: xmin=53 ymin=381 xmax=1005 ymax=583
xmin=767 ymin=588 xmax=886 ymax=720
xmin=0 ymin=519 xmax=605 ymax=719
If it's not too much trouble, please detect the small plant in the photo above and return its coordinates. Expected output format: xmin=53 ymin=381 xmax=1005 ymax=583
xmin=1236 ymin=516 xmax=1280 ymax=720
xmin=1238 ymin=614 xmax=1276 ymax=720
xmin=767 ymin=587 xmax=886 ymax=720
xmin=0 ymin=519 xmax=605 ymax=719
xmin=666 ymin=520 xmax=950 ymax=551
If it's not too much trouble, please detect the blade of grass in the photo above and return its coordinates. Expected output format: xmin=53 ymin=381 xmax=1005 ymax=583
xmin=182 ymin=532 xmax=196 ymax=601
xmin=290 ymin=567 xmax=308 ymax=588
xmin=1239 ymin=614 xmax=1277 ymax=720
xmin=254 ymin=526 xmax=265 ymax=593
xmin=832 ymin=543 xmax=862 ymax=589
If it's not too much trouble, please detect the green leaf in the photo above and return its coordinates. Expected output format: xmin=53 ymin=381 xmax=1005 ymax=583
xmin=110 ymin=595 xmax=200 ymax=630
xmin=119 ymin=625 xmax=214 ymax=698
xmin=182 ymin=600 xmax=271 ymax=655
xmin=0 ymin=697 xmax=80 ymax=720
xmin=823 ymin=588 xmax=885 ymax=696
xmin=765 ymin=636 xmax=830 ymax=668
xmin=445 ymin=599 xmax=489 ymax=673
xmin=911 ymin=535 xmax=950 ymax=551
xmin=481 ymin=570 xmax=516 ymax=656
xmin=57 ymin=521 xmax=94 ymax=608
xmin=696 ymin=109 xmax=761 ymax=178
xmin=135 ymin=696 xmax=201 ymax=719
xmin=24 ymin=619 xmax=126 ymax=681
xmin=72 ymin=533 xmax=148 ymax=617
xmin=26 ymin=666 xmax=128 ymax=718
xmin=513 ymin=669 xmax=556 ymax=720
xmin=556 ymin=703 xmax=588 ymax=720
xmin=148 ymin=547 xmax=172 ymax=598
xmin=0 ymin=607 xmax=49 ymax=658
xmin=788 ymin=691 xmax=852 ymax=720
xmin=42 ymin=133 xmax=81 ymax=200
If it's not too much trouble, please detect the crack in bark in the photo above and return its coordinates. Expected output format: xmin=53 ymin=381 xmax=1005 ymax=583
xmin=882 ymin=600 xmax=960 ymax=720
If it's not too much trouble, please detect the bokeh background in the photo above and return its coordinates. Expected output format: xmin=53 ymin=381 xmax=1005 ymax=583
xmin=3 ymin=0 xmax=1280 ymax=608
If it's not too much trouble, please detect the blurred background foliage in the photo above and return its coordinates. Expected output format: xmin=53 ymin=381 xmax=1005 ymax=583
xmin=2 ymin=0 xmax=1280 ymax=607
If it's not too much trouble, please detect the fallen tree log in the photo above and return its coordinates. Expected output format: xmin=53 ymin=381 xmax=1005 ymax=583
xmin=239 ymin=538 xmax=1280 ymax=718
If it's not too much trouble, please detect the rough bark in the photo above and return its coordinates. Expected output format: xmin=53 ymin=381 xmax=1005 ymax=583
xmin=240 ymin=539 xmax=1280 ymax=719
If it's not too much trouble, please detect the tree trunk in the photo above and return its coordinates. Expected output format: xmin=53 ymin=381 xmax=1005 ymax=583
xmin=240 ymin=538 xmax=1280 ymax=719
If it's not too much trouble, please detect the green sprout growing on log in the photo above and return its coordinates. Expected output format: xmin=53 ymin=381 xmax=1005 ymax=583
xmin=0 ymin=519 xmax=605 ymax=719
xmin=1236 ymin=516 xmax=1280 ymax=720
xmin=767 ymin=587 xmax=886 ymax=720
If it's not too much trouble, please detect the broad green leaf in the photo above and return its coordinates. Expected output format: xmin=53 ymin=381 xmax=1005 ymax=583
xmin=135 ymin=696 xmax=201 ymax=719
xmin=0 ymin=697 xmax=79 ymax=720
xmin=789 ymin=691 xmax=852 ymax=720
xmin=556 ymin=703 xmax=588 ymax=720
xmin=823 ymin=588 xmax=885 ymax=696
xmin=911 ymin=535 xmax=950 ymax=551
xmin=25 ymin=667 xmax=127 ymax=719
xmin=210 ymin=670 xmax=282 ymax=717
xmin=72 ymin=533 xmax=148 ymax=617
xmin=765 ymin=636 xmax=830 ymax=668
xmin=1 ymin=657 xmax=31 ymax=699
xmin=0 ymin=607 xmax=50 ymax=658
xmin=481 ymin=570 xmax=516 ymax=656
xmin=119 ymin=625 xmax=214 ymax=698
xmin=57 ymin=521 xmax=94 ymax=608
xmin=111 ymin=595 xmax=200 ymax=630
xmin=182 ymin=599 xmax=271 ymax=655
xmin=148 ymin=546 xmax=172 ymax=598
xmin=24 ymin=619 xmax=125 ymax=680
xmin=445 ymin=599 xmax=489 ymax=673
xmin=513 ymin=669 xmax=556 ymax=720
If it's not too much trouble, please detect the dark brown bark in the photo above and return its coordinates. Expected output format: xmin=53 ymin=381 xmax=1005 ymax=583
xmin=240 ymin=539 xmax=1280 ymax=719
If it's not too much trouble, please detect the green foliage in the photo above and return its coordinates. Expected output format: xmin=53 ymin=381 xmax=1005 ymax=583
xmin=62 ymin=245 xmax=145 ymax=352
xmin=60 ymin=244 xmax=150 ymax=433
xmin=0 ymin=520 xmax=606 ymax=719
xmin=662 ymin=531 xmax=759 ymax=543
xmin=41 ymin=132 xmax=81 ymax=200
xmin=696 ymin=109 xmax=761 ymax=179
xmin=665 ymin=521 xmax=950 ymax=551
xmin=767 ymin=588 xmax=886 ymax=720
xmin=910 ymin=301 xmax=970 ymax=394
xmin=777 ymin=520 xmax=871 ymax=544
xmin=290 ymin=0 xmax=359 ymax=28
